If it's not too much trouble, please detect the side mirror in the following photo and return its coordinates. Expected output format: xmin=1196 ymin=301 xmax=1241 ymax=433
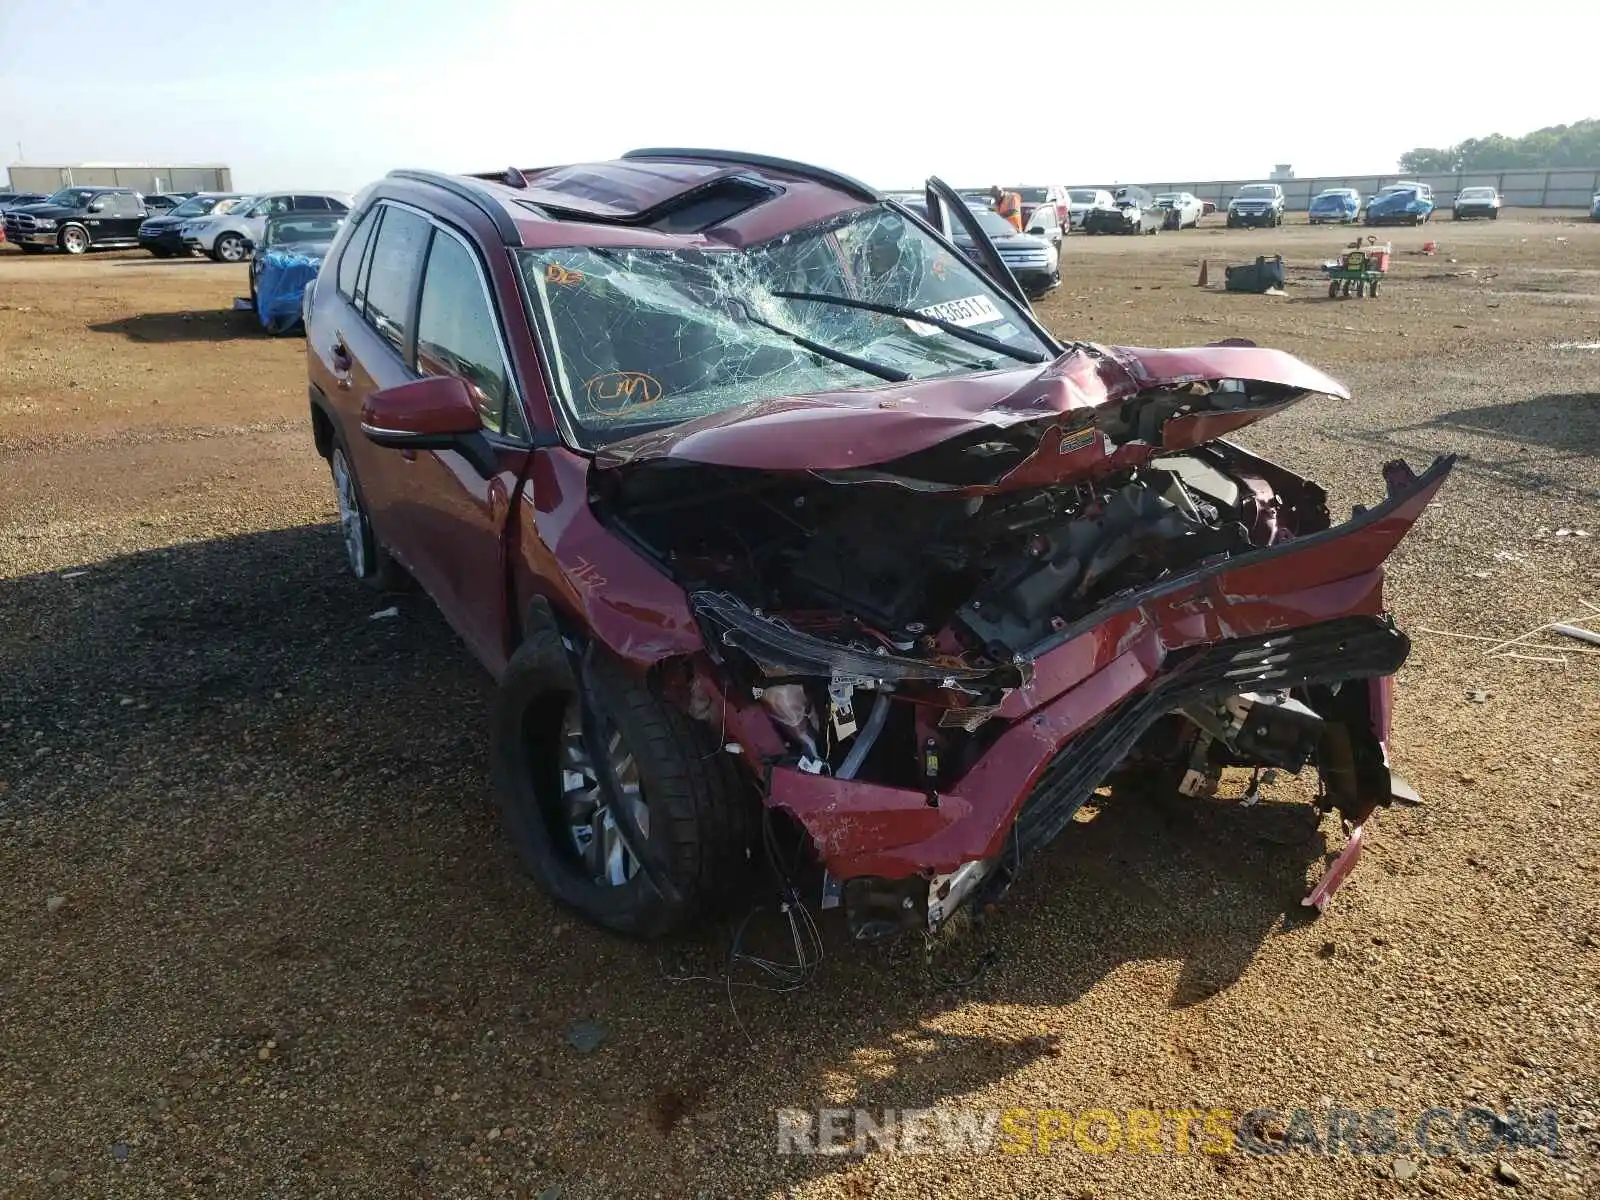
xmin=361 ymin=375 xmax=497 ymax=477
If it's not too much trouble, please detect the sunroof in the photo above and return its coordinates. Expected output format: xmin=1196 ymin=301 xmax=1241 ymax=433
xmin=515 ymin=165 xmax=782 ymax=232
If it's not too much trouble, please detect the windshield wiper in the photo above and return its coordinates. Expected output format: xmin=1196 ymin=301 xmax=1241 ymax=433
xmin=771 ymin=290 xmax=1048 ymax=365
xmin=728 ymin=299 xmax=910 ymax=384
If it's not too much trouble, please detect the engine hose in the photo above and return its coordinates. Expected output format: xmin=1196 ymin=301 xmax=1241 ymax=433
xmin=836 ymin=693 xmax=891 ymax=781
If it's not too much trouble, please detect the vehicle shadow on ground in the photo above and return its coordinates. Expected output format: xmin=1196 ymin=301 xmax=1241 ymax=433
xmin=0 ymin=524 xmax=1322 ymax=1194
xmin=1431 ymin=391 xmax=1600 ymax=455
xmin=88 ymin=310 xmax=265 ymax=342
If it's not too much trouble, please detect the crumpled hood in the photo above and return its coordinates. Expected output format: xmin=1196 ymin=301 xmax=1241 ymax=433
xmin=596 ymin=343 xmax=1349 ymax=478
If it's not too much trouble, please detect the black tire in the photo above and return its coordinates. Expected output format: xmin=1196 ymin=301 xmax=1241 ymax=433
xmin=492 ymin=630 xmax=754 ymax=937
xmin=148 ymin=246 xmax=174 ymax=258
xmin=212 ymin=232 xmax=248 ymax=264
xmin=58 ymin=224 xmax=90 ymax=255
xmin=327 ymin=434 xmax=410 ymax=591
xmin=1369 ymin=278 xmax=1379 ymax=297
xmin=1328 ymin=280 xmax=1340 ymax=299
xmin=1491 ymin=209 xmax=1499 ymax=220
xmin=18 ymin=244 xmax=45 ymax=254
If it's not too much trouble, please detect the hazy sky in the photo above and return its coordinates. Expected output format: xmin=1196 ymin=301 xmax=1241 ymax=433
xmin=2 ymin=0 xmax=1593 ymax=193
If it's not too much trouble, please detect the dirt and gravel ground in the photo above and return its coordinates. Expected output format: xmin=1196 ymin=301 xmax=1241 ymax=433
xmin=2 ymin=210 xmax=1599 ymax=1200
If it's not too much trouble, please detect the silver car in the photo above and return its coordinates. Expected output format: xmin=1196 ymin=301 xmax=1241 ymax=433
xmin=182 ymin=190 xmax=353 ymax=262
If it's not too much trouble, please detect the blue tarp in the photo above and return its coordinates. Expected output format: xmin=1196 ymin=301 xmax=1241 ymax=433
xmin=255 ymin=248 xmax=324 ymax=335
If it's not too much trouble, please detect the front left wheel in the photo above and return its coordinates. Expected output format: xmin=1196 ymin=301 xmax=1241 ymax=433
xmin=59 ymin=225 xmax=90 ymax=255
xmin=492 ymin=632 xmax=755 ymax=938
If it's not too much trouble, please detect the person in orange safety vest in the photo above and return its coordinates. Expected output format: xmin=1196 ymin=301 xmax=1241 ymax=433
xmin=990 ymin=185 xmax=1023 ymax=231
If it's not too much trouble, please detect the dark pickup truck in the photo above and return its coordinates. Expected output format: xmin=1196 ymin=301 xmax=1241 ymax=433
xmin=2 ymin=186 xmax=150 ymax=254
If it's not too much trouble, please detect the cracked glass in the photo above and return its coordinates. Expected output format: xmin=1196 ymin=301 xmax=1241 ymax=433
xmin=516 ymin=205 xmax=1052 ymax=448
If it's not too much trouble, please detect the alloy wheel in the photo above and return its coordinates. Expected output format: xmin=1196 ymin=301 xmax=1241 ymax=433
xmin=217 ymin=235 xmax=246 ymax=263
xmin=330 ymin=448 xmax=369 ymax=577
xmin=61 ymin=227 xmax=88 ymax=254
xmin=559 ymin=699 xmax=649 ymax=886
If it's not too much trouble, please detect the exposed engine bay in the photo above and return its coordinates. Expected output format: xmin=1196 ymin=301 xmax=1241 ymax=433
xmin=596 ymin=430 xmax=1328 ymax=681
xmin=592 ymin=400 xmax=1352 ymax=807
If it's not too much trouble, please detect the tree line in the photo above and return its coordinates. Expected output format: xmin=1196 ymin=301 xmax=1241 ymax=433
xmin=1400 ymin=119 xmax=1600 ymax=173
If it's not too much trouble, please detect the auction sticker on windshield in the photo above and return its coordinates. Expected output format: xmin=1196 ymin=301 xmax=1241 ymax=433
xmin=916 ymin=295 xmax=1003 ymax=329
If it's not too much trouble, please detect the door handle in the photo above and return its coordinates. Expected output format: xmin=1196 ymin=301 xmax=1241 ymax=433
xmin=330 ymin=337 xmax=352 ymax=389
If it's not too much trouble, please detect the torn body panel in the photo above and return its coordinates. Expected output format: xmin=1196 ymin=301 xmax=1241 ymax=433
xmin=576 ymin=414 xmax=1450 ymax=928
xmin=520 ymin=320 xmax=1443 ymax=933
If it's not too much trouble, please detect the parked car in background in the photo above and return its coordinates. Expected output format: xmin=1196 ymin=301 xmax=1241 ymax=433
xmin=1226 ymin=183 xmax=1285 ymax=228
xmin=1066 ymin=188 xmax=1113 ymax=229
xmin=138 ymin=192 xmax=249 ymax=257
xmin=247 ymin=211 xmax=346 ymax=317
xmin=1013 ymin=185 xmax=1069 ymax=229
xmin=1452 ymin=186 xmax=1501 ymax=220
xmin=142 ymin=194 xmax=187 ymax=216
xmin=1022 ymin=203 xmax=1065 ymax=246
xmin=1592 ymin=192 xmax=1600 ymax=221
xmin=182 ymin=190 xmax=353 ymax=263
xmin=1308 ymin=188 xmax=1361 ymax=225
xmin=2 ymin=186 xmax=149 ymax=254
xmin=1364 ymin=182 xmax=1432 ymax=218
xmin=1366 ymin=184 xmax=1434 ymax=226
xmin=954 ymin=204 xmax=1060 ymax=297
xmin=1200 ymin=199 xmax=1217 ymax=216
xmin=301 ymin=151 xmax=1447 ymax=939
xmin=1154 ymin=192 xmax=1203 ymax=229
xmin=1082 ymin=186 xmax=1162 ymax=235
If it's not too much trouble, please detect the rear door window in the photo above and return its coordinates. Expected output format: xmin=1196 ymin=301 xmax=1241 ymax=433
xmin=361 ymin=204 xmax=430 ymax=356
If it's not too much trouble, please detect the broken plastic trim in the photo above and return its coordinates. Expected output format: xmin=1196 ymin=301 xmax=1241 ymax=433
xmin=692 ymin=591 xmax=1027 ymax=689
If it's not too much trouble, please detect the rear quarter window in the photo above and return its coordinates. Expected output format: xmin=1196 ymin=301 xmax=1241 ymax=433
xmin=336 ymin=209 xmax=378 ymax=302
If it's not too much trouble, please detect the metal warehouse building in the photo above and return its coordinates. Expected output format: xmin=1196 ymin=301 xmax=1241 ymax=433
xmin=6 ymin=162 xmax=233 ymax=195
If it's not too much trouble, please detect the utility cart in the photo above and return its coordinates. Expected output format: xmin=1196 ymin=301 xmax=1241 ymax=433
xmin=1323 ymin=239 xmax=1391 ymax=298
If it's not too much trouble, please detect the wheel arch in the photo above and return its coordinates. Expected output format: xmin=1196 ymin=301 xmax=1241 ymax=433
xmin=308 ymin=384 xmax=337 ymax=460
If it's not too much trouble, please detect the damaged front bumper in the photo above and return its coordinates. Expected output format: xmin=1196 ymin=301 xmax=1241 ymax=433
xmin=750 ymin=455 xmax=1453 ymax=936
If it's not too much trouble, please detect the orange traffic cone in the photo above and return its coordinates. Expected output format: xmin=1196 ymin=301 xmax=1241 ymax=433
xmin=1196 ymin=258 xmax=1208 ymax=287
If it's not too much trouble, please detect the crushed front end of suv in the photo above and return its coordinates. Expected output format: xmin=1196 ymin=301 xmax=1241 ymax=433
xmin=303 ymin=152 xmax=1450 ymax=942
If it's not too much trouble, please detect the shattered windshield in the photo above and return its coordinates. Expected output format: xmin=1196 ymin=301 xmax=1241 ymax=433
xmin=517 ymin=205 xmax=1052 ymax=449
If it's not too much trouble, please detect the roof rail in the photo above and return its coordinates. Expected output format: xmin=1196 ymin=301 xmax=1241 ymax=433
xmin=385 ymin=169 xmax=522 ymax=244
xmin=621 ymin=148 xmax=881 ymax=204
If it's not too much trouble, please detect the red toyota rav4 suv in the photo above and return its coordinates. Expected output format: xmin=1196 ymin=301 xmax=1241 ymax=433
xmin=304 ymin=150 xmax=1449 ymax=940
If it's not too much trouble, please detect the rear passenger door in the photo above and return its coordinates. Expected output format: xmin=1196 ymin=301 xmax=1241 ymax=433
xmin=107 ymin=192 xmax=145 ymax=239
